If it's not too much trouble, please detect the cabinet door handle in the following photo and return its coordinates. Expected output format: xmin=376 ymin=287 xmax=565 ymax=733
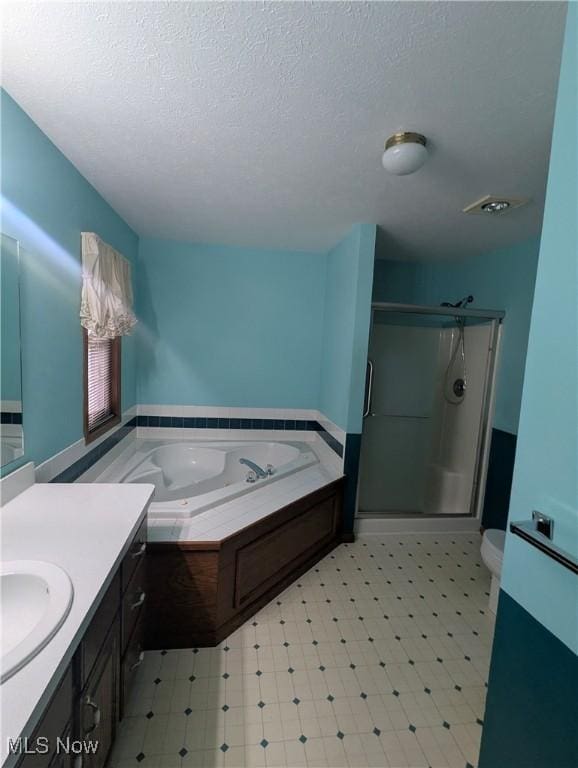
xmin=131 ymin=590 xmax=146 ymax=610
xmin=131 ymin=542 xmax=146 ymax=559
xmin=130 ymin=649 xmax=145 ymax=672
xmin=84 ymin=695 xmax=101 ymax=734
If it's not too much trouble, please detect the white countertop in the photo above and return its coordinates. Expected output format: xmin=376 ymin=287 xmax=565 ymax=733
xmin=0 ymin=481 xmax=154 ymax=767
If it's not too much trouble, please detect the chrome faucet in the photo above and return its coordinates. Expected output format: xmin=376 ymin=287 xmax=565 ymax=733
xmin=239 ymin=457 xmax=267 ymax=479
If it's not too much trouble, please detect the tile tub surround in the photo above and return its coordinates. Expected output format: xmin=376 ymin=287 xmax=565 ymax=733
xmin=110 ymin=532 xmax=493 ymax=768
xmin=134 ymin=410 xmax=345 ymax=459
xmin=28 ymin=407 xmax=345 ymax=491
xmin=0 ymin=478 xmax=154 ymax=768
xmin=35 ymin=405 xmax=137 ymax=483
xmin=146 ymin=464 xmax=342 ymax=544
xmin=49 ymin=420 xmax=136 ymax=482
xmin=0 ymin=411 xmax=23 ymax=424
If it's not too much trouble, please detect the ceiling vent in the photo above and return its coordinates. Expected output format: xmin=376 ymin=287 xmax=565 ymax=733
xmin=462 ymin=195 xmax=530 ymax=215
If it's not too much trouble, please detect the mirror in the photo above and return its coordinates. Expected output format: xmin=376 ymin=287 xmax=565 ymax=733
xmin=1 ymin=233 xmax=24 ymax=466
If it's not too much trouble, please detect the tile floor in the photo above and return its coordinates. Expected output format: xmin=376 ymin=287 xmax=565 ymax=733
xmin=111 ymin=533 xmax=495 ymax=768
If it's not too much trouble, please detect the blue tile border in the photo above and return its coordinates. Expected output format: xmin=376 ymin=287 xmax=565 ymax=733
xmin=316 ymin=425 xmax=344 ymax=458
xmin=136 ymin=414 xmax=344 ymax=458
xmin=1 ymin=411 xmax=23 ymax=425
xmin=342 ymin=433 xmax=362 ymax=534
xmin=48 ymin=413 xmax=344 ymax=484
xmin=51 ymin=422 xmax=135 ymax=483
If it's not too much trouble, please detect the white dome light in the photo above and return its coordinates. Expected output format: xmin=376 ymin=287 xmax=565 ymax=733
xmin=382 ymin=132 xmax=428 ymax=176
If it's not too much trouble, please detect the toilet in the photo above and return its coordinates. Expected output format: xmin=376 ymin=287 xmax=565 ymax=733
xmin=480 ymin=529 xmax=506 ymax=614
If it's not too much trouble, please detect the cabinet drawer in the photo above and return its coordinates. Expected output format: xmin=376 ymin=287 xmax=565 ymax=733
xmin=17 ymin=666 xmax=73 ymax=768
xmin=120 ymin=614 xmax=145 ymax=720
xmin=121 ymin=559 xmax=146 ymax=653
xmin=80 ymin=571 xmax=121 ymax=688
xmin=121 ymin=518 xmax=147 ymax=594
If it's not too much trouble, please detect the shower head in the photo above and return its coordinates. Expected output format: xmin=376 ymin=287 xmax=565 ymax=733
xmin=441 ymin=295 xmax=474 ymax=309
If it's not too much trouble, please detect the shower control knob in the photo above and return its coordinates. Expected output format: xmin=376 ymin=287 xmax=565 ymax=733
xmin=453 ymin=378 xmax=466 ymax=397
xmin=266 ymin=464 xmax=275 ymax=476
xmin=246 ymin=470 xmax=257 ymax=484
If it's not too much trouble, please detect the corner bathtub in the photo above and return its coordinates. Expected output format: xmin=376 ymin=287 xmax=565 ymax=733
xmin=97 ymin=439 xmax=319 ymax=519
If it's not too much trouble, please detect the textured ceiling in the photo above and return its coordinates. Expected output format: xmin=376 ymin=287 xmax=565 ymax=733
xmin=1 ymin=1 xmax=567 ymax=259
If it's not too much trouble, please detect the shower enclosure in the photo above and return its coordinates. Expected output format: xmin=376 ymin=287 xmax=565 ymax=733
xmin=358 ymin=302 xmax=503 ymax=523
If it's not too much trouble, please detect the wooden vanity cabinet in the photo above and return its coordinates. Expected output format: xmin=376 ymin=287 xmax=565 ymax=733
xmin=47 ymin=724 xmax=74 ymax=768
xmin=77 ymin=616 xmax=120 ymax=768
xmin=15 ymin=518 xmax=147 ymax=768
xmin=16 ymin=667 xmax=74 ymax=768
xmin=120 ymin=612 xmax=145 ymax=720
xmin=118 ymin=522 xmax=147 ymax=720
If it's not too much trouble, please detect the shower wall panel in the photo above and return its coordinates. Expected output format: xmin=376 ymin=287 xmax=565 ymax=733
xmin=425 ymin=322 xmax=493 ymax=515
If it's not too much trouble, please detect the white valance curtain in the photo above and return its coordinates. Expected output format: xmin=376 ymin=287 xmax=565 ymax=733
xmin=80 ymin=232 xmax=137 ymax=338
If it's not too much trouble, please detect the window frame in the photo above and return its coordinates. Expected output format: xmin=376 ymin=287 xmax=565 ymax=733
xmin=83 ymin=329 xmax=122 ymax=444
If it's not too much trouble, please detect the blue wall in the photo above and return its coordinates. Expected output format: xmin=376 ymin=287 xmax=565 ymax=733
xmin=499 ymin=0 xmax=577 ymax=653
xmin=373 ymin=238 xmax=539 ymax=434
xmin=320 ymin=224 xmax=376 ymax=433
xmin=480 ymin=592 xmax=578 ymax=768
xmin=1 ymin=234 xmax=22 ymax=401
xmin=137 ymin=238 xmax=326 ymax=409
xmin=138 ymin=228 xmax=376 ymax=430
xmin=0 ymin=86 xmax=376 ymax=480
xmin=480 ymin=9 xmax=577 ymax=764
xmin=0 ymin=89 xmax=139 ymax=474
xmin=372 ymin=258 xmax=422 ymax=305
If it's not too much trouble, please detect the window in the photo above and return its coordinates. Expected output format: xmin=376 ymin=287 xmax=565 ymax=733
xmin=83 ymin=330 xmax=121 ymax=443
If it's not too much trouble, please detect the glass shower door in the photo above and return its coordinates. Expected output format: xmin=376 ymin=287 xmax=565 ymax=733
xmin=359 ymin=316 xmax=438 ymax=515
xmin=358 ymin=307 xmax=500 ymax=519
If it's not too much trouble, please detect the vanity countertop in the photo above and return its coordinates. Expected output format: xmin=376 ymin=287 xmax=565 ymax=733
xmin=0 ymin=481 xmax=154 ymax=768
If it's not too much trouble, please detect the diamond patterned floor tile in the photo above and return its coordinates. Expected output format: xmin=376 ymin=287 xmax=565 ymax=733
xmin=110 ymin=533 xmax=493 ymax=768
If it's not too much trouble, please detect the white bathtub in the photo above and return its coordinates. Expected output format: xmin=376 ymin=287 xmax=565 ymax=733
xmin=96 ymin=439 xmax=319 ymax=519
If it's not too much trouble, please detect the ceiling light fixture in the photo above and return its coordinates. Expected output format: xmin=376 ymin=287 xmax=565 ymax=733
xmin=462 ymin=195 xmax=530 ymax=215
xmin=382 ymin=132 xmax=428 ymax=176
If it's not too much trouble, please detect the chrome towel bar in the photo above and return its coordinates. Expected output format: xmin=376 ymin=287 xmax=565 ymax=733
xmin=510 ymin=515 xmax=578 ymax=575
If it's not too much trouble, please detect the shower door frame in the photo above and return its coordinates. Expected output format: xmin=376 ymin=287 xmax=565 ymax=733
xmin=359 ymin=302 xmax=504 ymax=527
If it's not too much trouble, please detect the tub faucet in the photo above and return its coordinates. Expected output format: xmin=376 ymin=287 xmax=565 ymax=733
xmin=239 ymin=458 xmax=267 ymax=479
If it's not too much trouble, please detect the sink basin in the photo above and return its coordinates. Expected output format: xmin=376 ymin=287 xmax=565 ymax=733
xmin=1 ymin=560 xmax=73 ymax=683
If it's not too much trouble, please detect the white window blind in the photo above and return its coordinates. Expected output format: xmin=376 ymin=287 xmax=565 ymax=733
xmin=87 ymin=335 xmax=114 ymax=431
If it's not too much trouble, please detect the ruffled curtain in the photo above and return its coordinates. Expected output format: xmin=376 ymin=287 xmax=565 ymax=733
xmin=80 ymin=232 xmax=137 ymax=338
